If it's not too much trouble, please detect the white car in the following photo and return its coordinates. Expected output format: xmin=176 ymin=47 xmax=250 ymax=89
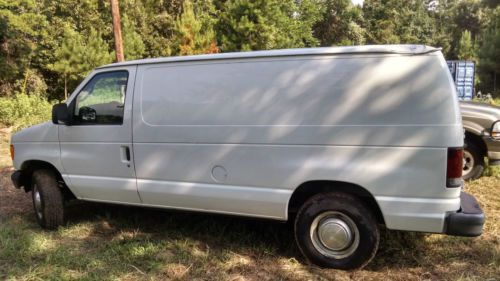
xmin=10 ymin=45 xmax=484 ymax=269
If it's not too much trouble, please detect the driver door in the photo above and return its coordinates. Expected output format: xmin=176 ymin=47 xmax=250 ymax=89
xmin=59 ymin=67 xmax=140 ymax=204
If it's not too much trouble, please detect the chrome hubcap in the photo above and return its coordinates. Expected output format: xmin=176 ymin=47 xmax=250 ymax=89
xmin=33 ymin=185 xmax=43 ymax=219
xmin=317 ymin=218 xmax=352 ymax=250
xmin=310 ymin=211 xmax=359 ymax=259
xmin=463 ymin=150 xmax=474 ymax=176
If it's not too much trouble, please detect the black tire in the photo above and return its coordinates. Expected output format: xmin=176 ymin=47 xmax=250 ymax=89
xmin=463 ymin=139 xmax=484 ymax=180
xmin=31 ymin=169 xmax=65 ymax=229
xmin=294 ymin=192 xmax=379 ymax=270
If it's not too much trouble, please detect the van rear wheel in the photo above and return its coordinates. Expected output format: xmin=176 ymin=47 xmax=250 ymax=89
xmin=294 ymin=192 xmax=379 ymax=269
xmin=31 ymin=169 xmax=65 ymax=229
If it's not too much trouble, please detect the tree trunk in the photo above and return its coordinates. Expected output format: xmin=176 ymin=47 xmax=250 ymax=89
xmin=110 ymin=0 xmax=124 ymax=62
xmin=64 ymin=76 xmax=67 ymax=100
xmin=494 ymin=71 xmax=497 ymax=93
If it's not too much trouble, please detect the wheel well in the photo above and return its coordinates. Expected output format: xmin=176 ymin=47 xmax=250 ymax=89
xmin=19 ymin=161 xmax=75 ymax=199
xmin=288 ymin=180 xmax=385 ymax=225
xmin=465 ymin=131 xmax=487 ymax=157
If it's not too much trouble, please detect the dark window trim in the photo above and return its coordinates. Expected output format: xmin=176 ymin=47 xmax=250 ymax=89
xmin=69 ymin=70 xmax=129 ymax=126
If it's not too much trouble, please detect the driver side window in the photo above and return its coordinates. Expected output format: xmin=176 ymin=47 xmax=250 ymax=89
xmin=73 ymin=71 xmax=128 ymax=125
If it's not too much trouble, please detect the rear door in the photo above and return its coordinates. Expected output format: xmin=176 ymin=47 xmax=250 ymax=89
xmin=59 ymin=66 xmax=140 ymax=203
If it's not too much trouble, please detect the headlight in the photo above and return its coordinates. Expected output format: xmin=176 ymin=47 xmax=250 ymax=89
xmin=492 ymin=120 xmax=500 ymax=140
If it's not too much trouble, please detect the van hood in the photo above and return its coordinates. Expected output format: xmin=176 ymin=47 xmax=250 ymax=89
xmin=11 ymin=121 xmax=59 ymax=143
xmin=460 ymin=101 xmax=500 ymax=121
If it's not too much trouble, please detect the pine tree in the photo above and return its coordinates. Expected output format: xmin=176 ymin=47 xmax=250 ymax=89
xmin=48 ymin=27 xmax=113 ymax=99
xmin=457 ymin=30 xmax=475 ymax=60
xmin=477 ymin=7 xmax=500 ymax=94
xmin=48 ymin=28 xmax=83 ymax=99
xmin=122 ymin=15 xmax=145 ymax=60
xmin=173 ymin=0 xmax=219 ymax=56
xmin=363 ymin=0 xmax=436 ymax=45
xmin=216 ymin=0 xmax=321 ymax=52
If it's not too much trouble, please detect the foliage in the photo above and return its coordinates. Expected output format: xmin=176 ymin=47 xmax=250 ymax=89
xmin=0 ymin=0 xmax=49 ymax=96
xmin=48 ymin=27 xmax=114 ymax=99
xmin=313 ymin=0 xmax=366 ymax=46
xmin=215 ymin=0 xmax=321 ymax=51
xmin=122 ymin=15 xmax=146 ymax=60
xmin=13 ymin=68 xmax=48 ymax=97
xmin=0 ymin=93 xmax=52 ymax=131
xmin=477 ymin=6 xmax=500 ymax=95
xmin=1 ymin=0 xmax=500 ymax=110
xmin=362 ymin=0 xmax=437 ymax=45
xmin=457 ymin=30 xmax=475 ymax=60
xmin=172 ymin=0 xmax=219 ymax=55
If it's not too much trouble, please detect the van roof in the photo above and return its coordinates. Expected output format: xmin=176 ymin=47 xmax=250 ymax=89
xmin=97 ymin=44 xmax=440 ymax=69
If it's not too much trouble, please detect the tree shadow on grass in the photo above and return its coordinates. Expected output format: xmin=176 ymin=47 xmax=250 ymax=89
xmin=63 ymin=200 xmax=498 ymax=280
xmin=65 ymin=200 xmax=297 ymax=255
xmin=2 ymin=194 xmax=497 ymax=280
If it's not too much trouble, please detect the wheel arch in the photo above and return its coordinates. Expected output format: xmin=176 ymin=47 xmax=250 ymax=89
xmin=19 ymin=160 xmax=72 ymax=198
xmin=464 ymin=130 xmax=487 ymax=157
xmin=288 ymin=180 xmax=385 ymax=225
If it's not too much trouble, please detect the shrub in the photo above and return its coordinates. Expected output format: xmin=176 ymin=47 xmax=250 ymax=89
xmin=0 ymin=94 xmax=54 ymax=131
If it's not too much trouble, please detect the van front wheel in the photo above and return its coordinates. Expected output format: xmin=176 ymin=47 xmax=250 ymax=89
xmin=31 ymin=169 xmax=65 ymax=229
xmin=294 ymin=193 xmax=379 ymax=269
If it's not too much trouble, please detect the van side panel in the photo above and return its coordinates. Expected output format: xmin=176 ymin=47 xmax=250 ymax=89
xmin=132 ymin=53 xmax=463 ymax=232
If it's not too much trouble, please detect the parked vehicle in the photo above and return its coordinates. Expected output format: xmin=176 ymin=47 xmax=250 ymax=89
xmin=10 ymin=45 xmax=484 ymax=269
xmin=460 ymin=101 xmax=500 ymax=180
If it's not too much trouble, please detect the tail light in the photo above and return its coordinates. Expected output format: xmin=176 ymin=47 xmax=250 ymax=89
xmin=447 ymin=147 xmax=463 ymax=187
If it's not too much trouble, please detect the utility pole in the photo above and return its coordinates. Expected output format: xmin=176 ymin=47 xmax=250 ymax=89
xmin=110 ymin=0 xmax=124 ymax=62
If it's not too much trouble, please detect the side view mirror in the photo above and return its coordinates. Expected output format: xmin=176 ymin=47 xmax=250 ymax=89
xmin=52 ymin=103 xmax=70 ymax=125
xmin=79 ymin=106 xmax=97 ymax=122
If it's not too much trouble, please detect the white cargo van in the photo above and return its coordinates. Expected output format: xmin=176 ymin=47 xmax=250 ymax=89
xmin=10 ymin=45 xmax=484 ymax=269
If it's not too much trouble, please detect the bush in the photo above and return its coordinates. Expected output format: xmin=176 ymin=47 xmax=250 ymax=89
xmin=0 ymin=94 xmax=54 ymax=131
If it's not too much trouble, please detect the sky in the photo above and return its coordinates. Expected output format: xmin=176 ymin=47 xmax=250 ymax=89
xmin=351 ymin=0 xmax=364 ymax=6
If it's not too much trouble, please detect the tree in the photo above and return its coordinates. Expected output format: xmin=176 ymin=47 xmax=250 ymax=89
xmin=120 ymin=0 xmax=183 ymax=58
xmin=313 ymin=0 xmax=366 ymax=46
xmin=363 ymin=0 xmax=436 ymax=45
xmin=48 ymin=28 xmax=82 ymax=99
xmin=477 ymin=6 xmax=500 ymax=95
xmin=216 ymin=0 xmax=321 ymax=52
xmin=122 ymin=15 xmax=145 ymax=60
xmin=457 ymin=30 xmax=475 ymax=60
xmin=49 ymin=27 xmax=113 ymax=99
xmin=172 ymin=0 xmax=219 ymax=56
xmin=0 ymin=0 xmax=49 ymax=96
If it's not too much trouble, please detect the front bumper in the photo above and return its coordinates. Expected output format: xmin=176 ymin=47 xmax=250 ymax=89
xmin=11 ymin=170 xmax=23 ymax=189
xmin=445 ymin=192 xmax=484 ymax=237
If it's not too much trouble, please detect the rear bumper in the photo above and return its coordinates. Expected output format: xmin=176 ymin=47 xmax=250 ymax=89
xmin=444 ymin=192 xmax=484 ymax=237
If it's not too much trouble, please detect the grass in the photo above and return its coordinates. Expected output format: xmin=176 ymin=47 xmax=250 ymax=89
xmin=1 ymin=130 xmax=499 ymax=280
